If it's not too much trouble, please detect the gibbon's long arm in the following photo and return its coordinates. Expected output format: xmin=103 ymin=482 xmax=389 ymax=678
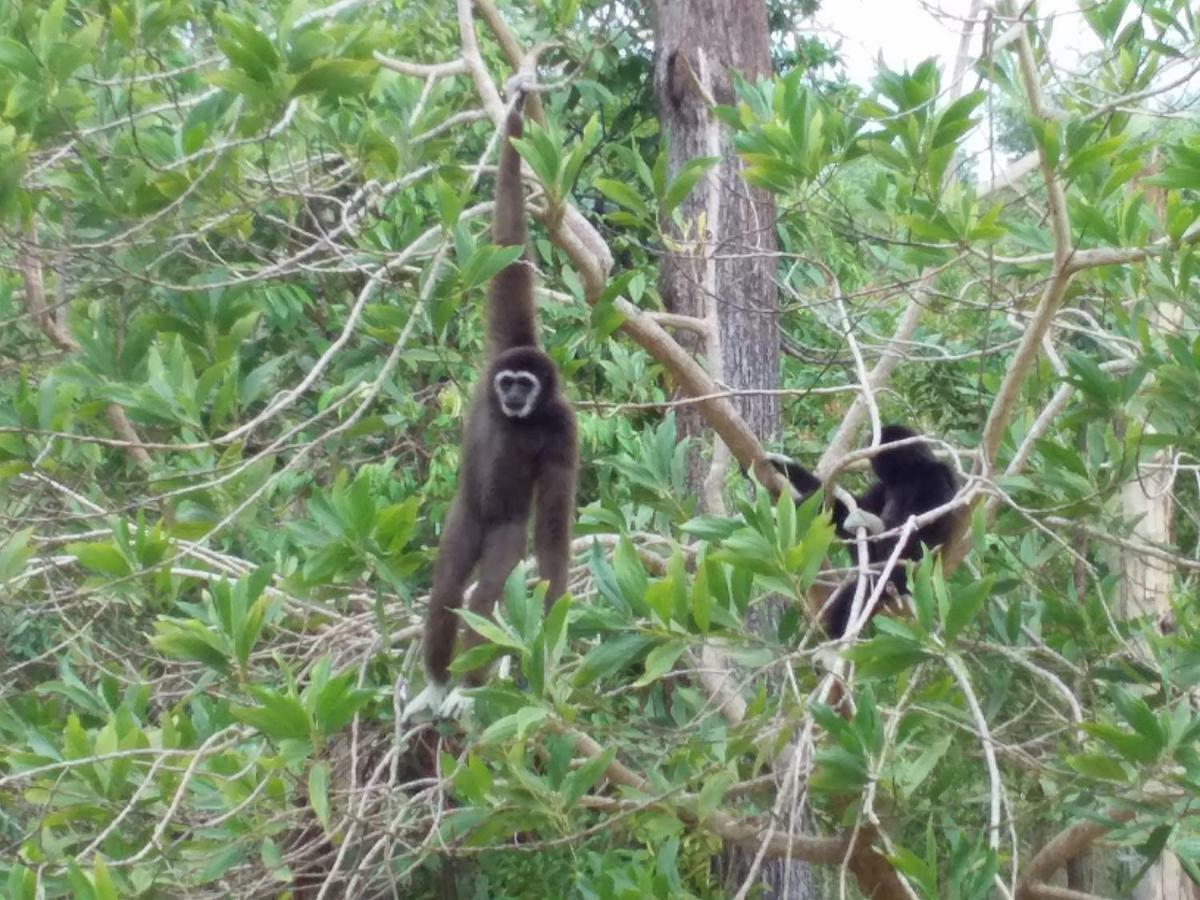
xmin=486 ymin=96 xmax=538 ymax=356
xmin=763 ymin=452 xmax=884 ymax=536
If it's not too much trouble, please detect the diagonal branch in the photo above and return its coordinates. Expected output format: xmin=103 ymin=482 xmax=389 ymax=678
xmin=19 ymin=226 xmax=152 ymax=469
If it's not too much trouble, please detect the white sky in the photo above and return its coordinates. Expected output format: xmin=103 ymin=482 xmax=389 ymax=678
xmin=811 ymin=0 xmax=1101 ymax=87
xmin=804 ymin=0 xmax=1114 ymax=178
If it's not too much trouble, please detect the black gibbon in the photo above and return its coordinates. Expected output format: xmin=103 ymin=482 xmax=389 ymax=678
xmin=405 ymin=92 xmax=578 ymax=720
xmin=766 ymin=424 xmax=962 ymax=638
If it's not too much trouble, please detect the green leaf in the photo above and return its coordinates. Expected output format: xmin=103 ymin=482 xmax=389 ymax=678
xmin=6 ymin=864 xmax=36 ymax=900
xmin=231 ymin=688 xmax=312 ymax=742
xmin=91 ymin=856 xmax=118 ymax=900
xmin=216 ymin=13 xmax=279 ymax=83
xmin=696 ymin=771 xmax=733 ymax=823
xmin=910 ymin=556 xmax=935 ymax=633
xmin=1111 ymin=688 xmax=1164 ymax=749
xmin=460 ymin=244 xmax=524 ymax=290
xmin=1081 ymin=722 xmax=1159 ymax=764
xmin=308 ymin=761 xmax=331 ymax=831
xmin=1066 ymin=752 xmax=1128 ymax=782
xmin=292 ymin=59 xmax=377 ymax=98
xmin=690 ymin=554 xmax=712 ymax=632
xmin=575 ymin=633 xmax=653 ymax=686
xmin=39 ymin=0 xmax=67 ymax=54
xmin=65 ymin=861 xmax=96 ymax=900
xmin=235 ymin=590 xmax=274 ymax=672
xmin=943 ymin=575 xmax=993 ymax=641
xmin=561 ymin=746 xmax=615 ymax=807
xmin=680 ymin=515 xmax=740 ymax=541
xmin=562 ymin=113 xmax=600 ymax=196
xmin=456 ymin=609 xmax=524 ymax=651
xmin=594 ymin=178 xmax=648 ymax=216
xmin=66 ymin=542 xmax=131 ymax=578
xmin=479 ymin=712 xmax=520 ymax=745
xmin=542 ymin=593 xmax=571 ymax=670
xmin=843 ymin=633 xmax=929 ymax=678
xmin=510 ymin=131 xmax=561 ymax=196
xmin=451 ymin=752 xmax=493 ymax=805
xmin=0 ymin=526 xmax=33 ymax=581
xmin=931 ymin=90 xmax=984 ymax=149
xmin=5 ymin=81 xmax=41 ymax=119
xmin=898 ymin=734 xmax=953 ymax=797
xmin=448 ymin=642 xmax=504 ymax=673
xmin=515 ymin=705 xmax=547 ymax=738
xmin=0 ymin=39 xmax=40 ymax=79
xmin=633 ymin=639 xmax=687 ymax=687
xmin=207 ymin=68 xmax=271 ymax=102
xmin=660 ymin=156 xmax=719 ymax=218
xmin=613 ymin=537 xmax=649 ymax=607
xmin=149 ymin=620 xmax=231 ymax=674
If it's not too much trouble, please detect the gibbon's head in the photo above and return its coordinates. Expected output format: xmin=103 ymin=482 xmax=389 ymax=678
xmin=489 ymin=346 xmax=558 ymax=421
xmin=872 ymin=424 xmax=933 ymax=480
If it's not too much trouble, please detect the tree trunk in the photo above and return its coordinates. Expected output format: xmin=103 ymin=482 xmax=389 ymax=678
xmin=651 ymin=5 xmax=803 ymax=895
xmin=651 ymin=0 xmax=781 ymax=511
xmin=1114 ymin=170 xmax=1196 ymax=900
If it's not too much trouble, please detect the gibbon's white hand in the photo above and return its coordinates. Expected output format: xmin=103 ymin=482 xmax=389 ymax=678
xmin=843 ymin=507 xmax=885 ymax=535
xmin=505 ymin=71 xmax=533 ymax=100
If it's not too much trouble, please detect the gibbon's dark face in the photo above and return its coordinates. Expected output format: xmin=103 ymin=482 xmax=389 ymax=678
xmin=489 ymin=347 xmax=557 ymax=421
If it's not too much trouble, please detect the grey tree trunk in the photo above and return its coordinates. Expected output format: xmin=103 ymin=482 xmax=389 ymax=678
xmin=651 ymin=0 xmax=782 ymax=508
xmin=651 ymin=4 xmax=809 ymax=897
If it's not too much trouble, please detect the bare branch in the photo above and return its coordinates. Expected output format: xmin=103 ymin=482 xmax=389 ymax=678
xmin=19 ymin=226 xmax=152 ymax=469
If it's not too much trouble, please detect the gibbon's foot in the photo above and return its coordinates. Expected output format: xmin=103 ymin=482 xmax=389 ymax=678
xmin=843 ymin=507 xmax=885 ymax=535
xmin=439 ymin=687 xmax=474 ymax=722
xmin=400 ymin=681 xmax=476 ymax=724
xmin=400 ymin=681 xmax=447 ymax=724
xmin=814 ymin=645 xmax=841 ymax=673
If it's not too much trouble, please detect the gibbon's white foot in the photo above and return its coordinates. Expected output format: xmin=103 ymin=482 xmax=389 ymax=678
xmin=401 ymin=681 xmax=446 ymax=723
xmin=400 ymin=681 xmax=476 ymax=724
xmin=497 ymin=655 xmax=513 ymax=681
xmin=439 ymin=686 xmax=474 ymax=721
xmin=843 ymin=507 xmax=885 ymax=535
xmin=814 ymin=645 xmax=842 ymax=673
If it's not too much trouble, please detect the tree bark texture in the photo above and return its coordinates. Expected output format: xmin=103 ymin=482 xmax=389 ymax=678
xmin=1115 ymin=170 xmax=1196 ymax=900
xmin=651 ymin=6 xmax=802 ymax=895
xmin=651 ymin=0 xmax=782 ymax=501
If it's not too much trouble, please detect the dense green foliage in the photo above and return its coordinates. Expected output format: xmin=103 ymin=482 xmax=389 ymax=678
xmin=1 ymin=0 xmax=1199 ymax=897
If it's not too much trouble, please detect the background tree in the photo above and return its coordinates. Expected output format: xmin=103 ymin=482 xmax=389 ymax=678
xmin=1 ymin=1 xmax=1199 ymax=899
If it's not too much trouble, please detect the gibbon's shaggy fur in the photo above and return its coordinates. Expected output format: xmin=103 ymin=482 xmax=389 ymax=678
xmin=767 ymin=424 xmax=961 ymax=637
xmin=421 ymin=94 xmax=578 ymax=698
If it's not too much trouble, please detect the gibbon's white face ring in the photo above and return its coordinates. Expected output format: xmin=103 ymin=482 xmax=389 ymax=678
xmin=493 ymin=369 xmax=541 ymax=419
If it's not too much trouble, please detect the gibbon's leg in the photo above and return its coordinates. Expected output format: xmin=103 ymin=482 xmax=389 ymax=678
xmin=424 ymin=498 xmax=483 ymax=686
xmin=403 ymin=499 xmax=482 ymax=723
xmin=534 ymin=460 xmax=576 ymax=611
xmin=764 ymin=452 xmax=881 ymax=535
xmin=460 ymin=520 xmax=528 ymax=686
